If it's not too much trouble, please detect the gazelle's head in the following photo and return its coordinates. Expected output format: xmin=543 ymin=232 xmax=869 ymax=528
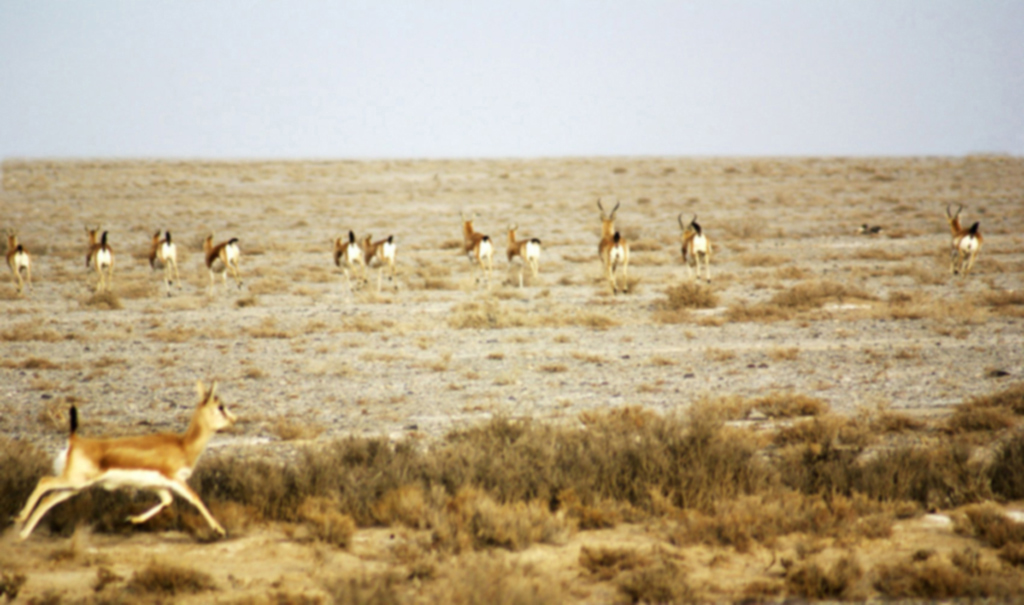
xmin=507 ymin=224 xmax=518 ymax=241
xmin=5 ymin=229 xmax=17 ymax=249
xmin=195 ymin=380 xmax=237 ymax=432
xmin=204 ymin=234 xmax=214 ymax=253
xmin=86 ymin=226 xmax=101 ymax=244
xmin=597 ymin=199 xmax=620 ymax=237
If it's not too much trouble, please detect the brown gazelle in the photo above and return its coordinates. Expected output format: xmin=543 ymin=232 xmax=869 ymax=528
xmin=15 ymin=380 xmax=237 ymax=540
xmin=679 ymin=213 xmax=712 ymax=283
xmin=946 ymin=204 xmax=983 ymax=276
xmin=506 ymin=224 xmax=541 ymax=288
xmin=362 ymin=234 xmax=397 ymax=292
xmin=461 ymin=212 xmax=494 ymax=286
xmin=204 ymin=234 xmax=242 ymax=293
xmin=597 ymin=199 xmax=630 ymax=294
xmin=149 ymin=230 xmax=181 ymax=296
xmin=85 ymin=227 xmax=114 ymax=292
xmin=5 ymin=229 xmax=32 ymax=295
xmin=333 ymin=231 xmax=366 ymax=289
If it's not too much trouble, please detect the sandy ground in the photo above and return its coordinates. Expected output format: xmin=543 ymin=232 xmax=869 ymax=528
xmin=1 ymin=156 xmax=1023 ymax=601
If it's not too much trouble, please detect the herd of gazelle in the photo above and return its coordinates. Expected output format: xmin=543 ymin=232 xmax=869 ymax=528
xmin=4 ymin=203 xmax=988 ymax=297
xmin=333 ymin=231 xmax=397 ymax=292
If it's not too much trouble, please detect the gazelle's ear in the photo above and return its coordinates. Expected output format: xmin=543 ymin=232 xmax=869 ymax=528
xmin=208 ymin=381 xmax=218 ymax=402
xmin=196 ymin=379 xmax=206 ymax=401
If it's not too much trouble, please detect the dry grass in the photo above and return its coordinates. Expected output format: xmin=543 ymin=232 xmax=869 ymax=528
xmin=125 ymin=560 xmax=217 ymax=595
xmin=754 ymin=392 xmax=828 ymax=418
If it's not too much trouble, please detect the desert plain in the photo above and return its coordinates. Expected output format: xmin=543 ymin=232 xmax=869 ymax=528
xmin=1 ymin=156 xmax=1023 ymax=603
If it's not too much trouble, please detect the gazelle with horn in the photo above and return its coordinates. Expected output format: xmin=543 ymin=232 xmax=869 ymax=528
xmin=15 ymin=380 xmax=237 ymax=540
xmin=204 ymin=234 xmax=242 ymax=293
xmin=5 ymin=229 xmax=31 ymax=295
xmin=506 ymin=224 xmax=541 ymax=288
xmin=461 ymin=212 xmax=494 ymax=286
xmin=149 ymin=230 xmax=181 ymax=296
xmin=945 ymin=204 xmax=983 ymax=276
xmin=362 ymin=234 xmax=397 ymax=292
xmin=679 ymin=213 xmax=712 ymax=283
xmin=85 ymin=227 xmax=114 ymax=293
xmin=333 ymin=231 xmax=366 ymax=289
xmin=597 ymin=199 xmax=630 ymax=294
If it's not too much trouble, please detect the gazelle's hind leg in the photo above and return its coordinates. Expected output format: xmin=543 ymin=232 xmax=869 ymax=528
xmin=129 ymin=488 xmax=174 ymax=524
xmin=19 ymin=487 xmax=81 ymax=540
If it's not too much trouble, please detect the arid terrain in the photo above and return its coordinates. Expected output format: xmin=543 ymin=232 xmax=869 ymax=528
xmin=1 ymin=156 xmax=1023 ymax=603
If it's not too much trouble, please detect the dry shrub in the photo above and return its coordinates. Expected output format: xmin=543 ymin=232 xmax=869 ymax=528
xmin=0 ymin=438 xmax=50 ymax=532
xmin=660 ymin=282 xmax=718 ymax=310
xmin=1 ymin=356 xmax=62 ymax=370
xmin=579 ymin=546 xmax=646 ymax=580
xmin=118 ymin=278 xmax=157 ymax=299
xmin=968 ymin=382 xmax=1024 ymax=414
xmin=2 ymin=321 xmax=64 ymax=342
xmin=725 ymin=301 xmax=791 ymax=323
xmin=980 ymin=289 xmax=1024 ymax=314
xmin=956 ymin=503 xmax=1024 ymax=548
xmin=448 ymin=300 xmax=530 ymax=330
xmin=768 ymin=347 xmax=800 ymax=361
xmin=247 ymin=317 xmax=293 ymax=339
xmin=769 ymin=279 xmax=874 ymax=310
xmin=870 ymin=409 xmax=926 ymax=433
xmin=785 ymin=555 xmax=862 ymax=600
xmin=248 ymin=276 xmax=290 ymax=295
xmin=125 ymin=560 xmax=216 ymax=595
xmin=270 ymin=417 xmax=325 ymax=441
xmin=83 ymin=291 xmax=124 ymax=310
xmin=0 ymin=573 xmax=27 ymax=601
xmin=297 ymin=496 xmax=357 ymax=547
xmin=672 ymin=492 xmax=886 ymax=552
xmin=372 ymin=485 xmax=432 ymax=530
xmin=855 ymin=443 xmax=988 ymax=509
xmin=754 ymin=392 xmax=827 ymax=418
xmin=616 ymin=554 xmax=693 ymax=604
xmin=440 ymin=487 xmax=570 ymax=552
xmin=873 ymin=551 xmax=1024 ymax=599
xmin=148 ymin=326 xmax=197 ymax=343
xmin=737 ymin=252 xmax=787 ymax=267
xmin=854 ymin=248 xmax=903 ymax=261
xmin=991 ymin=433 xmax=1024 ymax=499
xmin=945 ymin=405 xmax=1016 ymax=434
xmin=324 ymin=572 xmax=402 ymax=605
xmin=422 ymin=552 xmax=565 ymax=605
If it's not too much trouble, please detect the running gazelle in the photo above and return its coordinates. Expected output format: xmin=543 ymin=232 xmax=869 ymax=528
xmin=204 ymin=234 xmax=242 ymax=293
xmin=149 ymin=230 xmax=181 ymax=296
xmin=461 ymin=212 xmax=494 ymax=286
xmin=362 ymin=234 xmax=397 ymax=292
xmin=15 ymin=380 xmax=237 ymax=540
xmin=597 ymin=200 xmax=629 ymax=294
xmin=945 ymin=204 xmax=983 ymax=276
xmin=5 ymin=229 xmax=31 ymax=295
xmin=85 ymin=227 xmax=114 ymax=293
xmin=679 ymin=213 xmax=712 ymax=283
xmin=506 ymin=224 xmax=540 ymax=288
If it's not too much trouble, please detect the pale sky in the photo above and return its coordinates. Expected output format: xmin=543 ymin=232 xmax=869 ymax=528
xmin=1 ymin=1 xmax=1022 ymax=159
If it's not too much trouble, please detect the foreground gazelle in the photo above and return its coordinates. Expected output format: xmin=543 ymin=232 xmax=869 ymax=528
xmin=86 ymin=227 xmax=114 ymax=292
xmin=362 ymin=234 xmax=397 ymax=292
xmin=5 ymin=230 xmax=32 ymax=295
xmin=149 ymin=230 xmax=181 ymax=296
xmin=597 ymin=200 xmax=630 ymax=294
xmin=15 ymin=380 xmax=237 ymax=540
xmin=506 ymin=224 xmax=541 ymax=288
xmin=204 ymin=234 xmax=242 ymax=293
xmin=679 ymin=214 xmax=712 ymax=283
xmin=333 ymin=231 xmax=366 ymax=289
xmin=946 ymin=204 xmax=983 ymax=276
xmin=461 ymin=213 xmax=494 ymax=286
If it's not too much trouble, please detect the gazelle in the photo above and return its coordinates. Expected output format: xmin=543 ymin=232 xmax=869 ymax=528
xmin=333 ymin=231 xmax=366 ymax=289
xmin=946 ymin=204 xmax=983 ymax=276
xmin=85 ymin=227 xmax=114 ymax=293
xmin=597 ymin=199 xmax=630 ymax=294
xmin=5 ymin=230 xmax=31 ymax=295
xmin=679 ymin=214 xmax=712 ymax=283
xmin=15 ymin=380 xmax=237 ymax=540
xmin=362 ymin=234 xmax=397 ymax=292
xmin=149 ymin=230 xmax=181 ymax=296
xmin=461 ymin=213 xmax=494 ymax=286
xmin=204 ymin=234 xmax=243 ymax=293
xmin=506 ymin=224 xmax=541 ymax=288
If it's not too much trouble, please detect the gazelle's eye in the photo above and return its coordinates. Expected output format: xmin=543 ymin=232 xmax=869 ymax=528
xmin=218 ymin=405 xmax=225 ymax=412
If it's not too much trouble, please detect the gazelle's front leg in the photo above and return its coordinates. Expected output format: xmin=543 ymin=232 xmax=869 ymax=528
xmin=170 ymin=480 xmax=225 ymax=536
